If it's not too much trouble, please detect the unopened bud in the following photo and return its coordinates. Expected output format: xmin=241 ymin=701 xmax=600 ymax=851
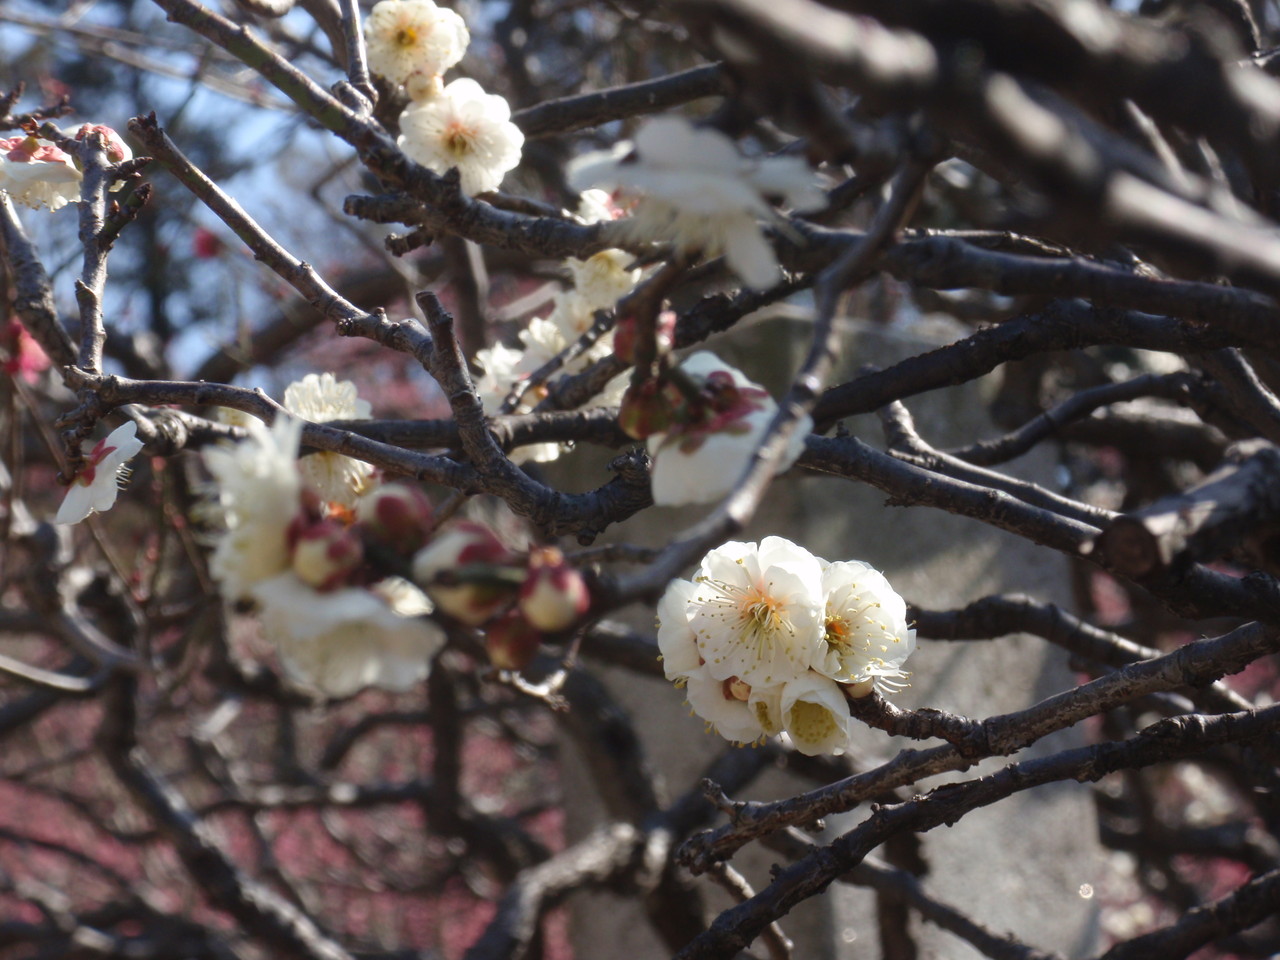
xmin=518 ymin=547 xmax=590 ymax=632
xmin=614 ymin=309 xmax=677 ymax=365
xmin=75 ymin=124 xmax=131 ymax=163
xmin=411 ymin=521 xmax=519 ymax=625
xmin=486 ymin=610 xmax=542 ymax=671
xmin=289 ymin=518 xmax=363 ymax=591
xmin=618 ymin=380 xmax=673 ymax=440
xmin=357 ymin=484 xmax=434 ymax=556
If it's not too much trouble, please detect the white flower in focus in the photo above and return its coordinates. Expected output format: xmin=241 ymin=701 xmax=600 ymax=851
xmin=204 ymin=416 xmax=303 ymax=602
xmin=568 ymin=116 xmax=824 ymax=289
xmin=689 ymin=536 xmax=824 ymax=687
xmin=255 ymin=573 xmax=444 ymax=698
xmin=283 ymin=373 xmax=376 ymax=509
xmin=54 ymin=422 xmax=144 ymax=524
xmin=684 ymin=671 xmax=766 ymax=745
xmin=647 ymin=352 xmax=812 ymax=507
xmin=656 ymin=578 xmax=701 ymax=682
xmin=0 ymin=135 xmax=82 ymax=211
xmin=816 ymin=561 xmax=915 ymax=693
xmin=780 ymin=672 xmax=851 ymax=756
xmin=364 ymin=0 xmax=469 ymax=88
xmin=398 ymin=78 xmax=524 ymax=196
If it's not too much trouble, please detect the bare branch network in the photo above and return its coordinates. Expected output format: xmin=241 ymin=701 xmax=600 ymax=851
xmin=2 ymin=0 xmax=1280 ymax=958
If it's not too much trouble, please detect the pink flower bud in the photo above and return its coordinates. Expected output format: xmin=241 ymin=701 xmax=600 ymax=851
xmin=75 ymin=124 xmax=131 ymax=163
xmin=288 ymin=517 xmax=363 ymax=591
xmin=411 ymin=521 xmax=519 ymax=625
xmin=614 ymin=309 xmax=677 ymax=365
xmin=357 ymin=484 xmax=434 ymax=556
xmin=486 ymin=610 xmax=542 ymax=671
xmin=518 ymin=547 xmax=590 ymax=632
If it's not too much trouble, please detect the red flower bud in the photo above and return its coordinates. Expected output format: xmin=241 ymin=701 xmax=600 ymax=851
xmin=518 ymin=547 xmax=590 ymax=632
xmin=357 ymin=484 xmax=434 ymax=556
xmin=288 ymin=517 xmax=363 ymax=591
xmin=411 ymin=521 xmax=520 ymax=625
xmin=486 ymin=610 xmax=542 ymax=671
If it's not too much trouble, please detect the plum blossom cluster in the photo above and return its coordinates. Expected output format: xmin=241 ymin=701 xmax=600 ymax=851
xmin=201 ymin=372 xmax=593 ymax=691
xmin=203 ymin=410 xmax=445 ymax=698
xmin=658 ymin=537 xmax=915 ymax=756
xmin=473 ymin=191 xmax=639 ymax=463
xmin=620 ymin=351 xmax=812 ymax=506
xmin=365 ymin=0 xmax=523 ymax=195
xmin=0 ymin=124 xmax=131 ymax=212
xmin=569 ymin=116 xmax=824 ymax=290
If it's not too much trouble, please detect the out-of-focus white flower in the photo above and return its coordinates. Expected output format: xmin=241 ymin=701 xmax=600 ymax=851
xmin=255 ymin=573 xmax=444 ymax=697
xmin=566 ymin=249 xmax=641 ymax=311
xmin=0 ymin=135 xmax=81 ymax=211
xmin=646 ymin=352 xmax=812 ymax=507
xmin=398 ymin=78 xmax=524 ymax=196
xmin=780 ymin=672 xmax=851 ymax=755
xmin=283 ymin=373 xmax=376 ymax=509
xmin=364 ymin=0 xmax=469 ymax=89
xmin=575 ymin=188 xmax=624 ymax=225
xmin=473 ymin=293 xmax=627 ymax=464
xmin=689 ymin=536 xmax=824 ymax=687
xmin=568 ymin=116 xmax=824 ymax=289
xmin=204 ymin=415 xmax=303 ymax=601
xmin=54 ymin=422 xmax=145 ymax=524
xmin=816 ymin=561 xmax=915 ymax=694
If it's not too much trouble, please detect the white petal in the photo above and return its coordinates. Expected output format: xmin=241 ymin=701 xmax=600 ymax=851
xmin=781 ymin=672 xmax=851 ymax=756
xmin=55 ymin=484 xmax=96 ymax=525
xmin=723 ymin=222 xmax=782 ymax=290
xmin=657 ymin=578 xmax=701 ymax=681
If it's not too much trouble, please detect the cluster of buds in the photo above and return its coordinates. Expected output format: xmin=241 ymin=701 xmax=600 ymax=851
xmin=619 ymin=361 xmax=770 ymax=444
xmin=276 ymin=483 xmax=436 ymax=594
xmin=411 ymin=524 xmax=591 ymax=671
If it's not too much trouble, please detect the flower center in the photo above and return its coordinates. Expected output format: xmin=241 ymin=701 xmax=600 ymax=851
xmin=395 ymin=26 xmax=419 ymax=48
xmin=443 ymin=125 xmax=474 ymax=159
xmin=824 ymin=614 xmax=851 ymax=649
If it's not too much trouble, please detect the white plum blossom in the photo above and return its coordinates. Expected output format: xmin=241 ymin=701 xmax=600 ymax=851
xmin=283 ymin=372 xmax=376 ymax=509
xmin=566 ymin=248 xmax=641 ymax=312
xmin=656 ymin=536 xmax=914 ymax=755
xmin=656 ymin=577 xmax=701 ymax=683
xmin=568 ymin=116 xmax=824 ymax=289
xmin=780 ymin=672 xmax=852 ymax=756
xmin=816 ymin=561 xmax=916 ymax=694
xmin=684 ymin=671 xmax=767 ymax=745
xmin=0 ymin=135 xmax=82 ymax=211
xmin=398 ymin=78 xmax=524 ymax=196
xmin=364 ymin=0 xmax=469 ymax=90
xmin=688 ymin=536 xmax=825 ymax=688
xmin=254 ymin=573 xmax=444 ymax=698
xmin=203 ymin=415 xmax=303 ymax=601
xmin=646 ymin=352 xmax=812 ymax=507
xmin=473 ymin=291 xmax=627 ymax=464
xmin=567 ymin=190 xmax=640 ymax=310
xmin=55 ymin=422 xmax=145 ymax=525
